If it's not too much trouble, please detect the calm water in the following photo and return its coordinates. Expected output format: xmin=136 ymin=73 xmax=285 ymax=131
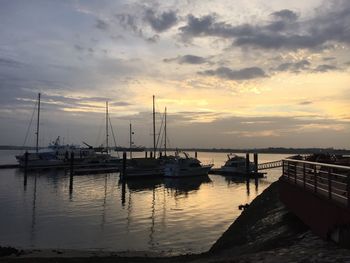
xmin=0 ymin=150 xmax=289 ymax=255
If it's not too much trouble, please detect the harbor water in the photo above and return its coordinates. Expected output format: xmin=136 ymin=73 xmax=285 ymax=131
xmin=0 ymin=150 xmax=289 ymax=255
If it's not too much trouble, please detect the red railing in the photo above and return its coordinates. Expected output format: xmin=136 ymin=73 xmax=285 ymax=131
xmin=282 ymin=159 xmax=350 ymax=208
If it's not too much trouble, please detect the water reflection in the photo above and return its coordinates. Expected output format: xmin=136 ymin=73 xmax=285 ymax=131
xmin=222 ymin=175 xmax=261 ymax=196
xmin=164 ymin=175 xmax=212 ymax=197
xmin=1 ymin=153 xmax=282 ymax=254
xmin=31 ymin=173 xmax=37 ymax=244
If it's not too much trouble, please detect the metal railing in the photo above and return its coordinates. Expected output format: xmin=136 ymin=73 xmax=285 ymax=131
xmin=282 ymin=159 xmax=350 ymax=208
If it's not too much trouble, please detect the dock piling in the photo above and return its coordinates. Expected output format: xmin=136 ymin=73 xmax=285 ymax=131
xmin=150 ymin=152 xmax=153 ymax=159
xmin=70 ymin=152 xmax=74 ymax=176
xmin=121 ymin=152 xmax=126 ymax=179
xmin=195 ymin=151 xmax=198 ymax=158
xmin=145 ymin=151 xmax=148 ymax=158
xmin=245 ymin=153 xmax=250 ymax=176
xmin=253 ymin=153 xmax=258 ymax=173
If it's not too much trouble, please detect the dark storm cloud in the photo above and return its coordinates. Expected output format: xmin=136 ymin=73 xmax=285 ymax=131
xmin=313 ymin=64 xmax=338 ymax=72
xmin=95 ymin=19 xmax=109 ymax=30
xmin=144 ymin=9 xmax=178 ymax=32
xmin=163 ymin=55 xmax=207 ymax=64
xmin=179 ymin=1 xmax=350 ymax=51
xmin=273 ymin=60 xmax=311 ymax=73
xmin=198 ymin=66 xmax=267 ymax=80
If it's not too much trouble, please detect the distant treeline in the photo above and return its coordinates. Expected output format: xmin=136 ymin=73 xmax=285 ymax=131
xmin=146 ymin=147 xmax=350 ymax=155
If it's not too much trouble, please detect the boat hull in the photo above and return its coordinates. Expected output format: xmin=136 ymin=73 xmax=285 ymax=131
xmin=164 ymin=164 xmax=212 ymax=177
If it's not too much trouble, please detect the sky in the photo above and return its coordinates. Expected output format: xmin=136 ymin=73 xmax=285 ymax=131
xmin=0 ymin=0 xmax=349 ymax=149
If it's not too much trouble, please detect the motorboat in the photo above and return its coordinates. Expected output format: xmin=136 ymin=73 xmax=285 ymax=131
xmin=210 ymin=153 xmax=264 ymax=177
xmin=163 ymin=151 xmax=213 ymax=177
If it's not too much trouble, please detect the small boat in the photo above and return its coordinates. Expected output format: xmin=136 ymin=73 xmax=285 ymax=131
xmin=210 ymin=153 xmax=264 ymax=178
xmin=163 ymin=151 xmax=213 ymax=177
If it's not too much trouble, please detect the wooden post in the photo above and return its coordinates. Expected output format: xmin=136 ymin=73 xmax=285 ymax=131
xmin=145 ymin=151 xmax=148 ymax=158
xmin=253 ymin=153 xmax=258 ymax=173
xmin=70 ymin=152 xmax=74 ymax=176
xmin=195 ymin=151 xmax=198 ymax=158
xmin=24 ymin=151 xmax=28 ymax=187
xmin=121 ymin=152 xmax=126 ymax=179
xmin=150 ymin=151 xmax=153 ymax=159
xmin=245 ymin=153 xmax=250 ymax=176
xmin=159 ymin=152 xmax=162 ymax=158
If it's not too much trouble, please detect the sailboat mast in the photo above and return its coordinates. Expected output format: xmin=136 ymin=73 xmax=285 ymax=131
xmin=129 ymin=123 xmax=132 ymax=159
xmin=164 ymin=107 xmax=167 ymax=156
xmin=106 ymin=101 xmax=109 ymax=153
xmin=35 ymin=93 xmax=41 ymax=153
xmin=152 ymin=95 xmax=156 ymax=158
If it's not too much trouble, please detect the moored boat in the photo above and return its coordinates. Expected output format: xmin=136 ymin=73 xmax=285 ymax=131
xmin=163 ymin=151 xmax=213 ymax=177
xmin=210 ymin=153 xmax=264 ymax=178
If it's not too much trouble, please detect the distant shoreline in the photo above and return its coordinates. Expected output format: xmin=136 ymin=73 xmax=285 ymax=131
xmin=1 ymin=145 xmax=350 ymax=155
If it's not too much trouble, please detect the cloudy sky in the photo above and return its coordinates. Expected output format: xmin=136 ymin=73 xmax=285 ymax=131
xmin=0 ymin=0 xmax=349 ymax=149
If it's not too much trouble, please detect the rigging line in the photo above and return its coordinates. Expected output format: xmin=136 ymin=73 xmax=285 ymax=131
xmin=159 ymin=125 xmax=165 ymax=152
xmin=108 ymin=116 xmax=119 ymax=158
xmin=22 ymin=101 xmax=38 ymax=148
xmin=155 ymin=111 xmax=165 ymax=150
xmin=95 ymin=117 xmax=105 ymax=147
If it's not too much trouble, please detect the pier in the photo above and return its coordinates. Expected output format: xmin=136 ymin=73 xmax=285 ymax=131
xmin=257 ymin=160 xmax=282 ymax=170
xmin=279 ymin=159 xmax=350 ymax=246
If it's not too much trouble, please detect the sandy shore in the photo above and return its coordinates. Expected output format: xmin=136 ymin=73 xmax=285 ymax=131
xmin=2 ymin=180 xmax=350 ymax=262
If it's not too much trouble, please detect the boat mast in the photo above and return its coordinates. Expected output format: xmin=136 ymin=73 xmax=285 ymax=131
xmin=129 ymin=123 xmax=133 ymax=159
xmin=106 ymin=101 xmax=109 ymax=153
xmin=35 ymin=93 xmax=41 ymax=153
xmin=152 ymin=95 xmax=156 ymax=158
xmin=164 ymin=107 xmax=167 ymax=156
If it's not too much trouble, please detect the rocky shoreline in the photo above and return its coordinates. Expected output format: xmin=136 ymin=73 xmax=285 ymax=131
xmin=2 ymin=180 xmax=350 ymax=262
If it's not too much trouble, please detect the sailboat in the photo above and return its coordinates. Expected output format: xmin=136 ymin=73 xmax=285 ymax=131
xmin=16 ymin=93 xmax=65 ymax=167
xmin=124 ymin=95 xmax=164 ymax=178
xmin=16 ymin=96 xmax=119 ymax=168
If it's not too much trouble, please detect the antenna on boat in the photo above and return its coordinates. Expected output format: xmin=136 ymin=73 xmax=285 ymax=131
xmin=35 ymin=93 xmax=41 ymax=153
xmin=106 ymin=101 xmax=109 ymax=153
xmin=153 ymin=95 xmax=156 ymax=158
xmin=164 ymin=107 xmax=167 ymax=156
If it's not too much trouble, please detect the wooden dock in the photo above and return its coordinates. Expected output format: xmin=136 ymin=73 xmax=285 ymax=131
xmin=257 ymin=160 xmax=283 ymax=170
